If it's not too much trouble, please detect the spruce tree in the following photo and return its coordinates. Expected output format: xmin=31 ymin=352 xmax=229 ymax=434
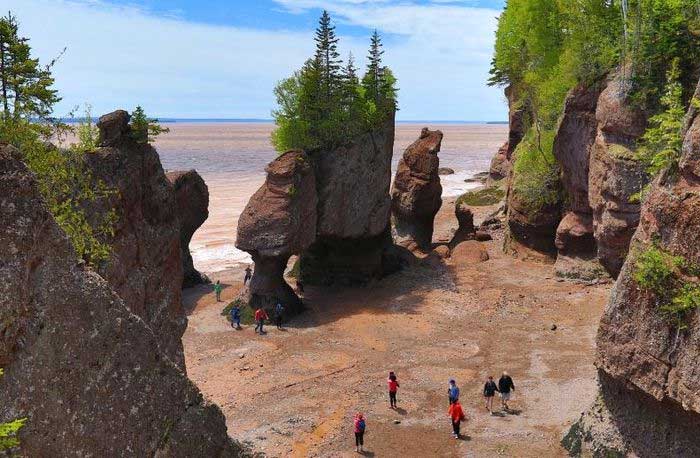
xmin=363 ymin=30 xmax=385 ymax=107
xmin=0 ymin=12 xmax=59 ymax=121
xmin=314 ymin=10 xmax=342 ymax=113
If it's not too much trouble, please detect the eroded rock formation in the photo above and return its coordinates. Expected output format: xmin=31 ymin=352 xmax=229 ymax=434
xmin=448 ymin=200 xmax=476 ymax=249
xmin=589 ymin=75 xmax=648 ymax=277
xmin=236 ymin=150 xmax=317 ymax=314
xmin=564 ymin=81 xmax=700 ymax=456
xmin=488 ymin=85 xmax=527 ymax=184
xmin=83 ymin=110 xmax=186 ymax=369
xmin=166 ymin=170 xmax=210 ymax=288
xmin=301 ymin=117 xmax=395 ymax=285
xmin=391 ymin=128 xmax=443 ymax=251
xmin=0 ymin=144 xmax=242 ymax=456
xmin=552 ymin=84 xmax=604 ymax=278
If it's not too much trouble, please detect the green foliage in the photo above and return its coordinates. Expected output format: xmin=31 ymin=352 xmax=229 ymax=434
xmin=272 ymin=12 xmax=397 ymax=152
xmin=636 ymin=60 xmax=686 ymax=176
xmin=456 ymin=187 xmax=505 ymax=206
xmin=130 ymin=106 xmax=169 ymax=144
xmin=634 ymin=244 xmax=700 ymax=330
xmin=73 ymin=103 xmax=99 ymax=153
xmin=0 ymin=369 xmax=27 ymax=451
xmin=511 ymin=128 xmax=561 ymax=212
xmin=0 ymin=13 xmax=116 ymax=266
xmin=221 ymin=300 xmax=255 ymax=325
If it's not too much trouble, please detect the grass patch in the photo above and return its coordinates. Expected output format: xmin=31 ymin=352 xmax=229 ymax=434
xmin=221 ymin=299 xmax=256 ymax=325
xmin=456 ymin=187 xmax=505 ymax=206
xmin=607 ymin=143 xmax=638 ymax=160
xmin=511 ymin=129 xmax=562 ymax=213
xmin=634 ymin=244 xmax=700 ymax=331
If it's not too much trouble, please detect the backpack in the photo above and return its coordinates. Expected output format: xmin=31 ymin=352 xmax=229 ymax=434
xmin=357 ymin=419 xmax=366 ymax=432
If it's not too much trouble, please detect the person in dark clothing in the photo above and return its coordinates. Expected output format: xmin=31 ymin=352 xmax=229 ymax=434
xmin=274 ymin=302 xmax=284 ymax=330
xmin=498 ymin=372 xmax=515 ymax=411
xmin=483 ymin=376 xmax=499 ymax=413
xmin=243 ymin=265 xmax=252 ymax=286
xmin=448 ymin=379 xmax=460 ymax=405
xmin=230 ymin=304 xmax=242 ymax=330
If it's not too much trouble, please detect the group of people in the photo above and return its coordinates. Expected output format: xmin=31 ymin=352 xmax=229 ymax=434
xmin=228 ymin=302 xmax=285 ymax=334
xmin=351 ymin=371 xmax=517 ymax=452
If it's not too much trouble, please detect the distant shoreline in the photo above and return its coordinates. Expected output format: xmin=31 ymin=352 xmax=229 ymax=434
xmin=59 ymin=118 xmax=509 ymax=125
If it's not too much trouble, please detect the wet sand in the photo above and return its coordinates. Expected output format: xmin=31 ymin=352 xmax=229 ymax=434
xmin=182 ymin=201 xmax=609 ymax=457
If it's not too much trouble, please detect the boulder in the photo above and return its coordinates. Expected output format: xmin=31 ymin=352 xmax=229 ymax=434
xmin=449 ymin=200 xmax=475 ymax=248
xmin=438 ymin=167 xmax=454 ymax=175
xmin=488 ymin=141 xmax=511 ymax=183
xmin=0 ymin=145 xmax=242 ymax=456
xmin=565 ymin=79 xmax=700 ymax=456
xmin=82 ymin=111 xmax=186 ymax=369
xmin=451 ymin=240 xmax=490 ymax=264
xmin=555 ymin=212 xmax=595 ymax=255
xmin=589 ymin=76 xmax=648 ymax=277
xmin=236 ymin=150 xmax=317 ymax=315
xmin=301 ymin=117 xmax=395 ymax=285
xmin=391 ymin=127 xmax=444 ymax=250
xmin=166 ymin=170 xmax=210 ymax=289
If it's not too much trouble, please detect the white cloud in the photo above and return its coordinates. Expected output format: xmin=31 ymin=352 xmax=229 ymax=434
xmin=5 ymin=0 xmax=507 ymax=121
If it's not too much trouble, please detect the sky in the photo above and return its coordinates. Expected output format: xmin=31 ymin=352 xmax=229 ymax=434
xmin=6 ymin=0 xmax=508 ymax=121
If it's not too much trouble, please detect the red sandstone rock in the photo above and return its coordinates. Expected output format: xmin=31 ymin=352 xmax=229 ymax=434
xmin=451 ymin=240 xmax=490 ymax=264
xmin=166 ymin=170 xmax=210 ymax=289
xmin=391 ymin=127 xmax=444 ymax=250
xmin=0 ymin=144 xmax=241 ymax=456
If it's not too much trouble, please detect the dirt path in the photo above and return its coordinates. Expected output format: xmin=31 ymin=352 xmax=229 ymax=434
xmin=183 ymin=202 xmax=609 ymax=457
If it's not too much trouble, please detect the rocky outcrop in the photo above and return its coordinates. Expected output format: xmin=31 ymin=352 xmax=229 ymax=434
xmin=488 ymin=141 xmax=511 ymax=183
xmin=166 ymin=170 xmax=210 ymax=289
xmin=505 ymin=190 xmax=562 ymax=260
xmin=236 ymin=150 xmax=317 ymax=314
xmin=565 ymin=81 xmax=700 ymax=456
xmin=301 ymin=117 xmax=395 ymax=285
xmin=589 ymin=75 xmax=648 ymax=277
xmin=552 ymin=84 xmax=605 ymax=278
xmin=391 ymin=128 xmax=443 ymax=251
xmin=0 ymin=144 xmax=242 ymax=457
xmin=82 ymin=111 xmax=186 ymax=369
xmin=448 ymin=200 xmax=476 ymax=249
xmin=488 ymin=85 xmax=527 ymax=184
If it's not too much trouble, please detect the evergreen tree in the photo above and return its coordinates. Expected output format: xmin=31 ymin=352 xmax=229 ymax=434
xmin=314 ymin=10 xmax=342 ymax=115
xmin=129 ymin=106 xmax=169 ymax=144
xmin=0 ymin=12 xmax=60 ymax=121
xmin=363 ymin=30 xmax=385 ymax=107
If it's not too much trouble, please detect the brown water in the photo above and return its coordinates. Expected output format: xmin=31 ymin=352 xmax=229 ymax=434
xmin=153 ymin=122 xmax=507 ymax=273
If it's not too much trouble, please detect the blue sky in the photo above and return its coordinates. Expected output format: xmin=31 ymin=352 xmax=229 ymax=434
xmin=7 ymin=0 xmax=508 ymax=121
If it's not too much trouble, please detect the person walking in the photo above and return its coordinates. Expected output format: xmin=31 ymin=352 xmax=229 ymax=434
xmin=353 ymin=412 xmax=366 ymax=453
xmin=230 ymin=303 xmax=242 ymax=330
xmin=483 ymin=376 xmax=499 ymax=413
xmin=243 ymin=265 xmax=252 ymax=286
xmin=387 ymin=371 xmax=400 ymax=409
xmin=254 ymin=307 xmax=269 ymax=334
xmin=498 ymin=371 xmax=515 ymax=411
xmin=274 ymin=302 xmax=284 ymax=330
xmin=213 ymin=280 xmax=223 ymax=302
xmin=448 ymin=379 xmax=460 ymax=405
xmin=448 ymin=399 xmax=466 ymax=439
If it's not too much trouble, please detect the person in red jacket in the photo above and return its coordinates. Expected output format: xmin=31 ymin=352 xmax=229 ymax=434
xmin=254 ymin=307 xmax=269 ymax=334
xmin=448 ymin=400 xmax=466 ymax=439
xmin=353 ymin=412 xmax=366 ymax=453
xmin=387 ymin=371 xmax=400 ymax=408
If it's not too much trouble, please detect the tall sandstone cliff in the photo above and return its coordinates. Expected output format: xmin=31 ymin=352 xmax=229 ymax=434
xmin=301 ymin=116 xmax=395 ymax=285
xmin=564 ymin=81 xmax=700 ymax=457
xmin=82 ymin=110 xmax=187 ymax=369
xmin=0 ymin=144 xmax=242 ymax=456
xmin=488 ymin=85 xmax=527 ymax=184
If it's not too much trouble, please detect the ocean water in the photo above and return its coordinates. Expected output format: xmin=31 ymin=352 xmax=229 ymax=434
xmin=153 ymin=122 xmax=508 ymax=273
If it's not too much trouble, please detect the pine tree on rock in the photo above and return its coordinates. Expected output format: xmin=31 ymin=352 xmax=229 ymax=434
xmin=363 ymin=30 xmax=385 ymax=108
xmin=314 ymin=10 xmax=342 ymax=117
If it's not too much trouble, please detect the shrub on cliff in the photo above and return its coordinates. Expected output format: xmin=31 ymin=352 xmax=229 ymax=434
xmin=511 ymin=129 xmax=561 ymax=213
xmin=272 ymin=11 xmax=397 ymax=152
xmin=0 ymin=12 xmax=115 ymax=266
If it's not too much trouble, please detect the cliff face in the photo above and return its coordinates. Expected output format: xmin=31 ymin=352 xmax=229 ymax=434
xmin=236 ymin=149 xmax=317 ymax=314
xmin=488 ymin=85 xmax=526 ymax=184
xmin=552 ymin=84 xmax=603 ymax=278
xmin=301 ymin=116 xmax=395 ymax=285
xmin=391 ymin=128 xmax=443 ymax=251
xmin=588 ymin=76 xmax=649 ymax=278
xmin=166 ymin=170 xmax=210 ymax=289
xmin=565 ymin=82 xmax=700 ymax=456
xmin=82 ymin=111 xmax=186 ymax=369
xmin=0 ymin=144 xmax=242 ymax=456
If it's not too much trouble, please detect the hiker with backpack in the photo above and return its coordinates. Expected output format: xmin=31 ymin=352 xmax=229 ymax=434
xmin=448 ymin=399 xmax=466 ymax=439
xmin=448 ymin=379 xmax=460 ymax=405
xmin=387 ymin=371 xmax=400 ymax=409
xmin=353 ymin=412 xmax=366 ymax=453
xmin=254 ymin=307 xmax=269 ymax=334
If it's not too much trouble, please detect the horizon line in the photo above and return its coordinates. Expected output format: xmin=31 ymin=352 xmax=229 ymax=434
xmin=60 ymin=117 xmax=509 ymax=124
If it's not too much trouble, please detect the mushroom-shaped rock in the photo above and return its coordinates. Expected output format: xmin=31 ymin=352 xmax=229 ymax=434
xmin=97 ymin=109 xmax=131 ymax=147
xmin=391 ymin=128 xmax=444 ymax=251
xmin=236 ymin=150 xmax=317 ymax=315
xmin=166 ymin=170 xmax=210 ymax=288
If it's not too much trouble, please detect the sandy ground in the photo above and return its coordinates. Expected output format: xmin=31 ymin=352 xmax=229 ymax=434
xmin=182 ymin=199 xmax=610 ymax=457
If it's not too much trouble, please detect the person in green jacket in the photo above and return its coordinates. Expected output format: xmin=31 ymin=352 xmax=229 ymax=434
xmin=214 ymin=280 xmax=223 ymax=302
